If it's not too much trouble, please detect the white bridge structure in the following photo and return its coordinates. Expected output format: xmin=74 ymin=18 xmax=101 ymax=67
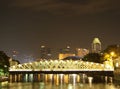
xmin=10 ymin=60 xmax=114 ymax=72
xmin=9 ymin=60 xmax=114 ymax=83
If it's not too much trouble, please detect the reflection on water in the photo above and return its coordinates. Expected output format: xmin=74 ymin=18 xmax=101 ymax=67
xmin=1 ymin=73 xmax=120 ymax=89
xmin=1 ymin=82 xmax=120 ymax=89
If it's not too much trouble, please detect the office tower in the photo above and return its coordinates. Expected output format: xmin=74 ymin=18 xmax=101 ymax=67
xmin=92 ymin=38 xmax=101 ymax=53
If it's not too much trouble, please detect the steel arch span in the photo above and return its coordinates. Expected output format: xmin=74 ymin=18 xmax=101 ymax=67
xmin=9 ymin=60 xmax=114 ymax=72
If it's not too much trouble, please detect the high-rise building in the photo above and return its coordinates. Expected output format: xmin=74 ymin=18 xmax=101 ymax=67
xmin=59 ymin=46 xmax=75 ymax=59
xmin=40 ymin=45 xmax=52 ymax=59
xmin=59 ymin=53 xmax=75 ymax=60
xmin=59 ymin=46 xmax=71 ymax=54
xmin=92 ymin=38 xmax=101 ymax=53
xmin=76 ymin=48 xmax=89 ymax=58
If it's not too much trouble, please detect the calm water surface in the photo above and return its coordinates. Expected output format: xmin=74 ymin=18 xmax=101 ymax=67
xmin=1 ymin=82 xmax=120 ymax=89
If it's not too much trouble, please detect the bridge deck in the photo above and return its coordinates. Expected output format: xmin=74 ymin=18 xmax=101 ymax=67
xmin=9 ymin=69 xmax=114 ymax=76
xmin=9 ymin=69 xmax=114 ymax=72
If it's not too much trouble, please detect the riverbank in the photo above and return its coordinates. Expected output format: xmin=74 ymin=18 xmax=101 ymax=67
xmin=0 ymin=76 xmax=8 ymax=82
xmin=0 ymin=76 xmax=9 ymax=88
xmin=114 ymin=67 xmax=120 ymax=83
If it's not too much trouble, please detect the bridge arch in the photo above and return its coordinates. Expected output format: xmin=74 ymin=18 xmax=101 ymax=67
xmin=9 ymin=60 xmax=114 ymax=72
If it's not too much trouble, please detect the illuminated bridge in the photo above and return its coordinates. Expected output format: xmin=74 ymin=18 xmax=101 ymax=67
xmin=9 ymin=60 xmax=114 ymax=82
xmin=10 ymin=60 xmax=114 ymax=74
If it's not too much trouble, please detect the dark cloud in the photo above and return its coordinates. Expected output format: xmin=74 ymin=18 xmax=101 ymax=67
xmin=0 ymin=0 xmax=10 ymax=11
xmin=8 ymin=0 xmax=120 ymax=16
xmin=57 ymin=0 xmax=90 ymax=4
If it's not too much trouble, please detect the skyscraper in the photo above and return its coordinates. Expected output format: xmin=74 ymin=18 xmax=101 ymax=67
xmin=40 ymin=46 xmax=52 ymax=59
xmin=92 ymin=38 xmax=101 ymax=53
xmin=76 ymin=48 xmax=89 ymax=58
xmin=59 ymin=46 xmax=75 ymax=59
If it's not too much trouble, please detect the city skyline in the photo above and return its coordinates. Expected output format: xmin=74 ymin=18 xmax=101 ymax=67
xmin=0 ymin=0 xmax=120 ymax=57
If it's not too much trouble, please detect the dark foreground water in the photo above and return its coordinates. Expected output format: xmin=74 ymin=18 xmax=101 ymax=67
xmin=1 ymin=82 xmax=120 ymax=89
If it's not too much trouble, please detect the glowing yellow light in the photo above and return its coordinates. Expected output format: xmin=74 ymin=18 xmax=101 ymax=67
xmin=110 ymin=51 xmax=115 ymax=56
xmin=115 ymin=63 xmax=119 ymax=67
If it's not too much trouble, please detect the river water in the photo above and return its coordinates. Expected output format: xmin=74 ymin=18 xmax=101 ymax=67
xmin=1 ymin=74 xmax=120 ymax=89
xmin=1 ymin=82 xmax=120 ymax=89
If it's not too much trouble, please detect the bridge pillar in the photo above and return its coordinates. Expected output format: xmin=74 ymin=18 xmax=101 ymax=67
xmin=109 ymin=77 xmax=113 ymax=83
xmin=51 ymin=74 xmax=57 ymax=84
xmin=77 ymin=74 xmax=80 ymax=83
xmin=104 ymin=76 xmax=113 ymax=83
xmin=28 ymin=74 xmax=33 ymax=82
xmin=47 ymin=74 xmax=53 ymax=83
xmin=34 ymin=74 xmax=40 ymax=82
xmin=10 ymin=74 xmax=17 ymax=82
xmin=17 ymin=74 xmax=22 ymax=82
xmin=14 ymin=74 xmax=17 ymax=82
xmin=59 ymin=74 xmax=64 ymax=84
xmin=105 ymin=76 xmax=108 ymax=83
xmin=40 ymin=73 xmax=45 ymax=82
xmin=80 ymin=74 xmax=87 ymax=83
xmin=44 ymin=74 xmax=48 ymax=83
xmin=68 ymin=74 xmax=72 ymax=84
xmin=54 ymin=74 xmax=59 ymax=85
xmin=9 ymin=74 xmax=13 ymax=82
xmin=23 ymin=74 xmax=29 ymax=82
xmin=88 ymin=77 xmax=93 ymax=84
xmin=88 ymin=77 xmax=93 ymax=88
xmin=64 ymin=74 xmax=69 ymax=84
xmin=37 ymin=74 xmax=41 ymax=82
xmin=73 ymin=74 xmax=77 ymax=85
xmin=52 ymin=74 xmax=56 ymax=85
xmin=69 ymin=74 xmax=77 ymax=84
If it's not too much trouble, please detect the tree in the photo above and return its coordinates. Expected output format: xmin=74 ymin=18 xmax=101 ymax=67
xmin=0 ymin=51 xmax=10 ymax=76
xmin=102 ymin=44 xmax=120 ymax=60
xmin=82 ymin=53 xmax=103 ymax=63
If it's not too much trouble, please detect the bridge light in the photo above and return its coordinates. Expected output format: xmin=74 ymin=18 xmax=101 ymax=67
xmin=24 ymin=63 xmax=27 ymax=65
xmin=72 ymin=74 xmax=77 ymax=77
xmin=12 ymin=66 xmax=15 ymax=69
xmin=101 ymin=64 xmax=104 ymax=67
xmin=45 ymin=60 xmax=48 ymax=63
xmin=74 ymin=61 xmax=78 ymax=63
xmin=90 ymin=62 xmax=93 ymax=65
xmin=86 ymin=62 xmax=89 ymax=65
xmin=115 ymin=62 xmax=119 ymax=67
xmin=29 ymin=62 xmax=32 ymax=65
xmin=55 ymin=60 xmax=58 ymax=63
xmin=96 ymin=63 xmax=99 ymax=66
xmin=18 ymin=64 xmax=22 ymax=67
xmin=50 ymin=60 xmax=53 ymax=63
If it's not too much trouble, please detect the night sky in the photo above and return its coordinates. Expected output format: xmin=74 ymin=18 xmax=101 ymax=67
xmin=0 ymin=0 xmax=120 ymax=59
